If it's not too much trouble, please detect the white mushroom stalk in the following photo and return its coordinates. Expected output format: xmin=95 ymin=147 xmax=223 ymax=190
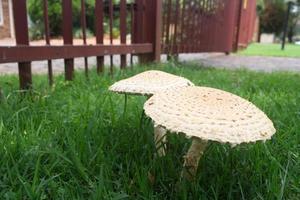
xmin=181 ymin=138 xmax=208 ymax=180
xmin=154 ymin=125 xmax=167 ymax=156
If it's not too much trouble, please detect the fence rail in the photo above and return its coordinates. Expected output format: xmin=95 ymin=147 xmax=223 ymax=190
xmin=0 ymin=0 xmax=256 ymax=90
xmin=0 ymin=44 xmax=153 ymax=63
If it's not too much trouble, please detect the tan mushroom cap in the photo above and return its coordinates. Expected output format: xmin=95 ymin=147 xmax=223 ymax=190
xmin=144 ymin=86 xmax=276 ymax=145
xmin=109 ymin=70 xmax=194 ymax=96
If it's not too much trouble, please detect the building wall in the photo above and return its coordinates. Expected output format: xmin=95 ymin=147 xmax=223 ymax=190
xmin=0 ymin=0 xmax=11 ymax=39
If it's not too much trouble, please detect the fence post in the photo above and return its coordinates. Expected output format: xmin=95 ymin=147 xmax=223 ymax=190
xmin=95 ymin=0 xmax=104 ymax=74
xmin=223 ymin=0 xmax=240 ymax=54
xmin=62 ymin=0 xmax=74 ymax=81
xmin=43 ymin=0 xmax=53 ymax=86
xmin=12 ymin=0 xmax=32 ymax=90
xmin=120 ymin=0 xmax=127 ymax=69
xmin=139 ymin=0 xmax=162 ymax=63
xmin=233 ymin=0 xmax=243 ymax=52
xmin=133 ymin=0 xmax=144 ymax=46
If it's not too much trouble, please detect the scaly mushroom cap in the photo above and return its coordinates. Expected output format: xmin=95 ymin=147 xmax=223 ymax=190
xmin=144 ymin=86 xmax=276 ymax=145
xmin=109 ymin=70 xmax=194 ymax=96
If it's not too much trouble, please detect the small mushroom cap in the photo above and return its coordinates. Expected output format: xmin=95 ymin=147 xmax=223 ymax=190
xmin=109 ymin=70 xmax=194 ymax=96
xmin=144 ymin=86 xmax=276 ymax=145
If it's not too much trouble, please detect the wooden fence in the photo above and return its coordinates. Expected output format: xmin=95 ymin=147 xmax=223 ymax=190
xmin=0 ymin=0 xmax=256 ymax=90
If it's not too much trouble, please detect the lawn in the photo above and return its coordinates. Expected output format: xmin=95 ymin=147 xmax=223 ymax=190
xmin=238 ymin=43 xmax=300 ymax=58
xmin=0 ymin=63 xmax=299 ymax=199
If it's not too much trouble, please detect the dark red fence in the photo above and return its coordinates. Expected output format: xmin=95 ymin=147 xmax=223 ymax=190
xmin=162 ymin=0 xmax=239 ymax=55
xmin=235 ymin=0 xmax=257 ymax=49
xmin=0 ymin=0 xmax=256 ymax=90
xmin=162 ymin=0 xmax=257 ymax=55
xmin=0 ymin=0 xmax=162 ymax=89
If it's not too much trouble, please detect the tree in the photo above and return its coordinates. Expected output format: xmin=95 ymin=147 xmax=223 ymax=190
xmin=259 ymin=0 xmax=286 ymax=35
xmin=28 ymin=0 xmax=94 ymax=38
xmin=258 ymin=0 xmax=300 ymax=42
xmin=28 ymin=0 xmax=126 ymax=40
xmin=287 ymin=1 xmax=300 ymax=42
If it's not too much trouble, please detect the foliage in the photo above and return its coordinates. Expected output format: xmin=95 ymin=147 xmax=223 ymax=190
xmin=28 ymin=0 xmax=131 ymax=40
xmin=260 ymin=0 xmax=286 ymax=35
xmin=29 ymin=21 xmax=45 ymax=40
xmin=259 ymin=0 xmax=300 ymax=40
xmin=112 ymin=27 xmax=120 ymax=39
xmin=28 ymin=0 xmax=64 ymax=37
xmin=73 ymin=28 xmax=94 ymax=39
xmin=28 ymin=0 xmax=97 ymax=38
xmin=0 ymin=64 xmax=300 ymax=199
xmin=256 ymin=0 xmax=266 ymax=15
xmin=288 ymin=3 xmax=300 ymax=42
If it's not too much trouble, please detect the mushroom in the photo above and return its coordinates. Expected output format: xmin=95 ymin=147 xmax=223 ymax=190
xmin=144 ymin=86 xmax=276 ymax=180
xmin=109 ymin=70 xmax=194 ymax=156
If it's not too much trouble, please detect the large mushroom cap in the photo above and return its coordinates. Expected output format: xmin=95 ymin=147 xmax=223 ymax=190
xmin=144 ymin=86 xmax=276 ymax=145
xmin=109 ymin=70 xmax=194 ymax=96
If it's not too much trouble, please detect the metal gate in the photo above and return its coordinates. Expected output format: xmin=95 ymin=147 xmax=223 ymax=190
xmin=236 ymin=0 xmax=257 ymax=48
xmin=161 ymin=0 xmax=254 ymax=55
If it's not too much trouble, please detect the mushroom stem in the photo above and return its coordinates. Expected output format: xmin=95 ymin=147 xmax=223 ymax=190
xmin=140 ymin=95 xmax=151 ymax=128
xmin=181 ymin=137 xmax=208 ymax=180
xmin=154 ymin=125 xmax=167 ymax=156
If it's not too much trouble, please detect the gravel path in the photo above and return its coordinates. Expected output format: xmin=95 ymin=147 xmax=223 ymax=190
xmin=0 ymin=56 xmax=138 ymax=75
xmin=178 ymin=53 xmax=300 ymax=73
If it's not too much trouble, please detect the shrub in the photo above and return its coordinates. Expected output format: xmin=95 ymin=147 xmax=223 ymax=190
xmin=28 ymin=0 xmax=94 ymax=38
xmin=28 ymin=0 xmax=64 ymax=38
xmin=73 ymin=28 xmax=94 ymax=39
xmin=260 ymin=1 xmax=286 ymax=35
xmin=259 ymin=0 xmax=300 ymax=41
xmin=29 ymin=20 xmax=44 ymax=40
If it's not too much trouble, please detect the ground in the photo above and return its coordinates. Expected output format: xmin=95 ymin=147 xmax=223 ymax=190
xmin=179 ymin=53 xmax=300 ymax=73
xmin=237 ymin=43 xmax=300 ymax=58
xmin=0 ymin=63 xmax=299 ymax=199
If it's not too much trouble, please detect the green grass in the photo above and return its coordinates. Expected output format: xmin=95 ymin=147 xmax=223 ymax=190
xmin=0 ymin=63 xmax=300 ymax=199
xmin=238 ymin=43 xmax=300 ymax=58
